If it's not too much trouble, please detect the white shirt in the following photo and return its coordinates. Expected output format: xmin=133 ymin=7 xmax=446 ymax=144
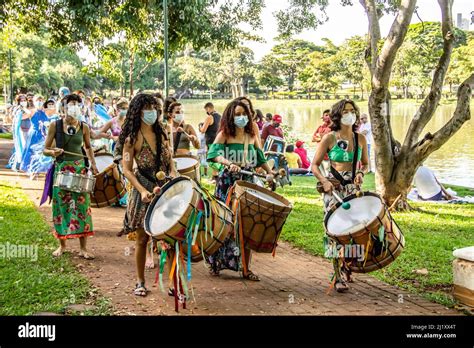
xmin=413 ymin=166 xmax=442 ymax=199
xmin=359 ymin=122 xmax=372 ymax=145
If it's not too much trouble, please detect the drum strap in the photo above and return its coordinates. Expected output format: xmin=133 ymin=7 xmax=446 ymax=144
xmin=242 ymin=133 xmax=249 ymax=167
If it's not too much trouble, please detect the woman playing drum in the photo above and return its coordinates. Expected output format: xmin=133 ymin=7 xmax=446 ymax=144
xmin=311 ymin=99 xmax=369 ymax=292
xmin=119 ymin=93 xmax=178 ymax=297
xmin=43 ymin=94 xmax=99 ymax=259
xmin=207 ymin=99 xmax=275 ymax=281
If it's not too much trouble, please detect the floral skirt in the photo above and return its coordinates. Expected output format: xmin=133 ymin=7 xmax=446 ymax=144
xmin=52 ymin=160 xmax=94 ymax=239
xmin=123 ymin=170 xmax=155 ymax=233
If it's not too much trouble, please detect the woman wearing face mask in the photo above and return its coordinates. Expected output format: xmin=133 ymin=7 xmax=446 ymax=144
xmin=98 ymin=97 xmax=129 ymax=150
xmin=311 ymin=99 xmax=369 ymax=293
xmin=9 ymin=94 xmax=34 ymax=170
xmin=167 ymin=102 xmax=200 ymax=155
xmin=20 ymin=96 xmax=53 ymax=174
xmin=43 ymin=94 xmax=99 ymax=259
xmin=206 ymin=99 xmax=275 ymax=282
xmin=119 ymin=93 xmax=178 ymax=297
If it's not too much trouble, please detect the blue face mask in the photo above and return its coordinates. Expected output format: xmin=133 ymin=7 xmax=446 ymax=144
xmin=142 ymin=110 xmax=157 ymax=125
xmin=234 ymin=115 xmax=248 ymax=129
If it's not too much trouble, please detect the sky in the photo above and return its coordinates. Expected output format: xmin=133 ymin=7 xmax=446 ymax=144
xmin=244 ymin=0 xmax=474 ymax=61
xmin=78 ymin=0 xmax=473 ymax=63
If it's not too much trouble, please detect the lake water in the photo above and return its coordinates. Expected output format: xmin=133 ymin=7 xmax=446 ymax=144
xmin=180 ymin=99 xmax=474 ymax=188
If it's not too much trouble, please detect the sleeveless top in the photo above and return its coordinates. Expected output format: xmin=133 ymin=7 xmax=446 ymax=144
xmin=174 ymin=124 xmax=191 ymax=151
xmin=327 ymin=132 xmax=362 ymax=163
xmin=135 ymin=130 xmax=172 ymax=186
xmin=63 ymin=124 xmax=84 ymax=161
xmin=205 ymin=112 xmax=221 ymax=145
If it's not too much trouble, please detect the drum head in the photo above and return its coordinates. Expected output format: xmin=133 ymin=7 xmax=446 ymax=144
xmin=146 ymin=178 xmax=194 ymax=236
xmin=326 ymin=194 xmax=383 ymax=236
xmin=175 ymin=156 xmax=198 ymax=171
xmin=245 ymin=188 xmax=286 ymax=206
xmin=95 ymin=153 xmax=114 ymax=173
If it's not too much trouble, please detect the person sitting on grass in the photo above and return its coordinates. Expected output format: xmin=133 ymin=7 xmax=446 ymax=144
xmin=285 ymin=145 xmax=301 ymax=169
xmin=413 ymin=163 xmax=455 ymax=201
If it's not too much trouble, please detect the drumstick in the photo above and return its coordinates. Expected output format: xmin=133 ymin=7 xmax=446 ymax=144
xmin=332 ymin=191 xmax=351 ymax=210
xmin=45 ymin=148 xmax=88 ymax=159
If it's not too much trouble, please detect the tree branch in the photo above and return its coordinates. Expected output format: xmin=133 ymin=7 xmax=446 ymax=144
xmin=415 ymin=73 xmax=472 ymax=161
xmin=402 ymin=0 xmax=454 ymax=151
xmin=360 ymin=0 xmax=381 ymax=74
xmin=135 ymin=60 xmax=157 ymax=81
xmin=373 ymin=0 xmax=417 ymax=89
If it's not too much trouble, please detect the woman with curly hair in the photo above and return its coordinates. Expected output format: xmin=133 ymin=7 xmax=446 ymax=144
xmin=206 ymin=99 xmax=275 ymax=281
xmin=119 ymin=93 xmax=178 ymax=297
xmin=311 ymin=99 xmax=369 ymax=293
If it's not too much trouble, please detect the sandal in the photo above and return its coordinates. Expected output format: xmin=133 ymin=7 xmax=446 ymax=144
xmin=168 ymin=288 xmax=175 ymax=297
xmin=335 ymin=280 xmax=349 ymax=293
xmin=243 ymin=270 xmax=260 ymax=282
xmin=209 ymin=268 xmax=220 ymax=277
xmin=134 ymin=282 xmax=148 ymax=297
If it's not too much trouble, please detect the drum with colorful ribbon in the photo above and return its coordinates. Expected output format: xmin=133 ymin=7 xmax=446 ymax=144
xmin=324 ymin=191 xmax=405 ymax=273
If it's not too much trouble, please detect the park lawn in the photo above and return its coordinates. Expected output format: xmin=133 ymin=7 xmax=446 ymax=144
xmin=277 ymin=174 xmax=474 ymax=307
xmin=0 ymin=181 xmax=112 ymax=315
xmin=0 ymin=133 xmax=13 ymax=140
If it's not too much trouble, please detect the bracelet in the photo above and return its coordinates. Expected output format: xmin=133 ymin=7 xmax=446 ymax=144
xmin=356 ymin=170 xmax=365 ymax=177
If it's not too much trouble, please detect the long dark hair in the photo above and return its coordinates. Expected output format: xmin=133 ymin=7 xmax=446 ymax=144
xmin=219 ymin=100 xmax=255 ymax=138
xmin=119 ymin=93 xmax=165 ymax=151
xmin=235 ymin=96 xmax=256 ymax=121
xmin=330 ymin=99 xmax=360 ymax=132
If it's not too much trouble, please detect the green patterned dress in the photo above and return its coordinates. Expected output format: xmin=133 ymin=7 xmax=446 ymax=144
xmin=52 ymin=126 xmax=94 ymax=239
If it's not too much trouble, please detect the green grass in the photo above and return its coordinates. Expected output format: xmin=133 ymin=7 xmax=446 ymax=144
xmin=0 ymin=133 xmax=13 ymax=140
xmin=0 ymin=181 xmax=112 ymax=315
xmin=204 ymin=173 xmax=473 ymax=308
xmin=278 ymin=174 xmax=474 ymax=307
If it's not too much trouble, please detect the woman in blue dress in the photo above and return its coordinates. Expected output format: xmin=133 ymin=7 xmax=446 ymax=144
xmin=8 ymin=94 xmax=35 ymax=171
xmin=21 ymin=99 xmax=59 ymax=177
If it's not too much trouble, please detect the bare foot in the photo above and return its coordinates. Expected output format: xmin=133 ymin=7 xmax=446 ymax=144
xmin=52 ymin=247 xmax=65 ymax=257
xmin=145 ymin=255 xmax=155 ymax=269
xmin=79 ymin=250 xmax=95 ymax=260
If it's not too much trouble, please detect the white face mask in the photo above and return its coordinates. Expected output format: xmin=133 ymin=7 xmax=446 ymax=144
xmin=35 ymin=101 xmax=43 ymax=108
xmin=341 ymin=112 xmax=356 ymax=126
xmin=174 ymin=113 xmax=184 ymax=123
xmin=67 ymin=104 xmax=81 ymax=119
xmin=20 ymin=101 xmax=28 ymax=107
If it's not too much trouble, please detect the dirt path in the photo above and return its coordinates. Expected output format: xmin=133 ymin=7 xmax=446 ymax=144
xmin=0 ymin=167 xmax=460 ymax=316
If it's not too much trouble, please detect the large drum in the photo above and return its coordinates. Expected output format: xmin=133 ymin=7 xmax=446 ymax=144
xmin=233 ymin=180 xmax=292 ymax=253
xmin=144 ymin=177 xmax=233 ymax=262
xmin=174 ymin=154 xmax=201 ymax=183
xmin=90 ymin=153 xmax=126 ymax=208
xmin=54 ymin=172 xmax=95 ymax=193
xmin=324 ymin=191 xmax=405 ymax=273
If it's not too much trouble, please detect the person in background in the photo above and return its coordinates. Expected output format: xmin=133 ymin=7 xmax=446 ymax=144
xmin=261 ymin=114 xmax=284 ymax=144
xmin=313 ymin=109 xmax=332 ymax=175
xmin=312 ymin=109 xmax=332 ymax=143
xmin=413 ymin=163 xmax=454 ymax=201
xmin=197 ymin=122 xmax=208 ymax=177
xmin=358 ymin=113 xmax=373 ymax=172
xmin=264 ymin=113 xmax=273 ymax=128
xmin=56 ymin=87 xmax=70 ymax=113
xmin=167 ymin=102 xmax=200 ymax=155
xmin=255 ymin=109 xmax=264 ymax=133
xmin=0 ymin=118 xmax=8 ymax=133
xmin=199 ymin=102 xmax=221 ymax=181
xmin=285 ymin=145 xmax=302 ymax=169
xmin=98 ymin=97 xmax=129 ymax=151
xmin=294 ymin=140 xmax=311 ymax=169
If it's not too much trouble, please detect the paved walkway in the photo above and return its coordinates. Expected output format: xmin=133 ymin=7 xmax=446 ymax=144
xmin=0 ymin=162 xmax=460 ymax=315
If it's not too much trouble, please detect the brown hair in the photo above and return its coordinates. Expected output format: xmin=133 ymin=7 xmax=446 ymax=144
xmin=219 ymin=100 xmax=255 ymax=138
xmin=330 ymin=99 xmax=360 ymax=132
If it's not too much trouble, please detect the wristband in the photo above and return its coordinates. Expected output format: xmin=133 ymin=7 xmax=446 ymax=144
xmin=356 ymin=170 xmax=365 ymax=177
